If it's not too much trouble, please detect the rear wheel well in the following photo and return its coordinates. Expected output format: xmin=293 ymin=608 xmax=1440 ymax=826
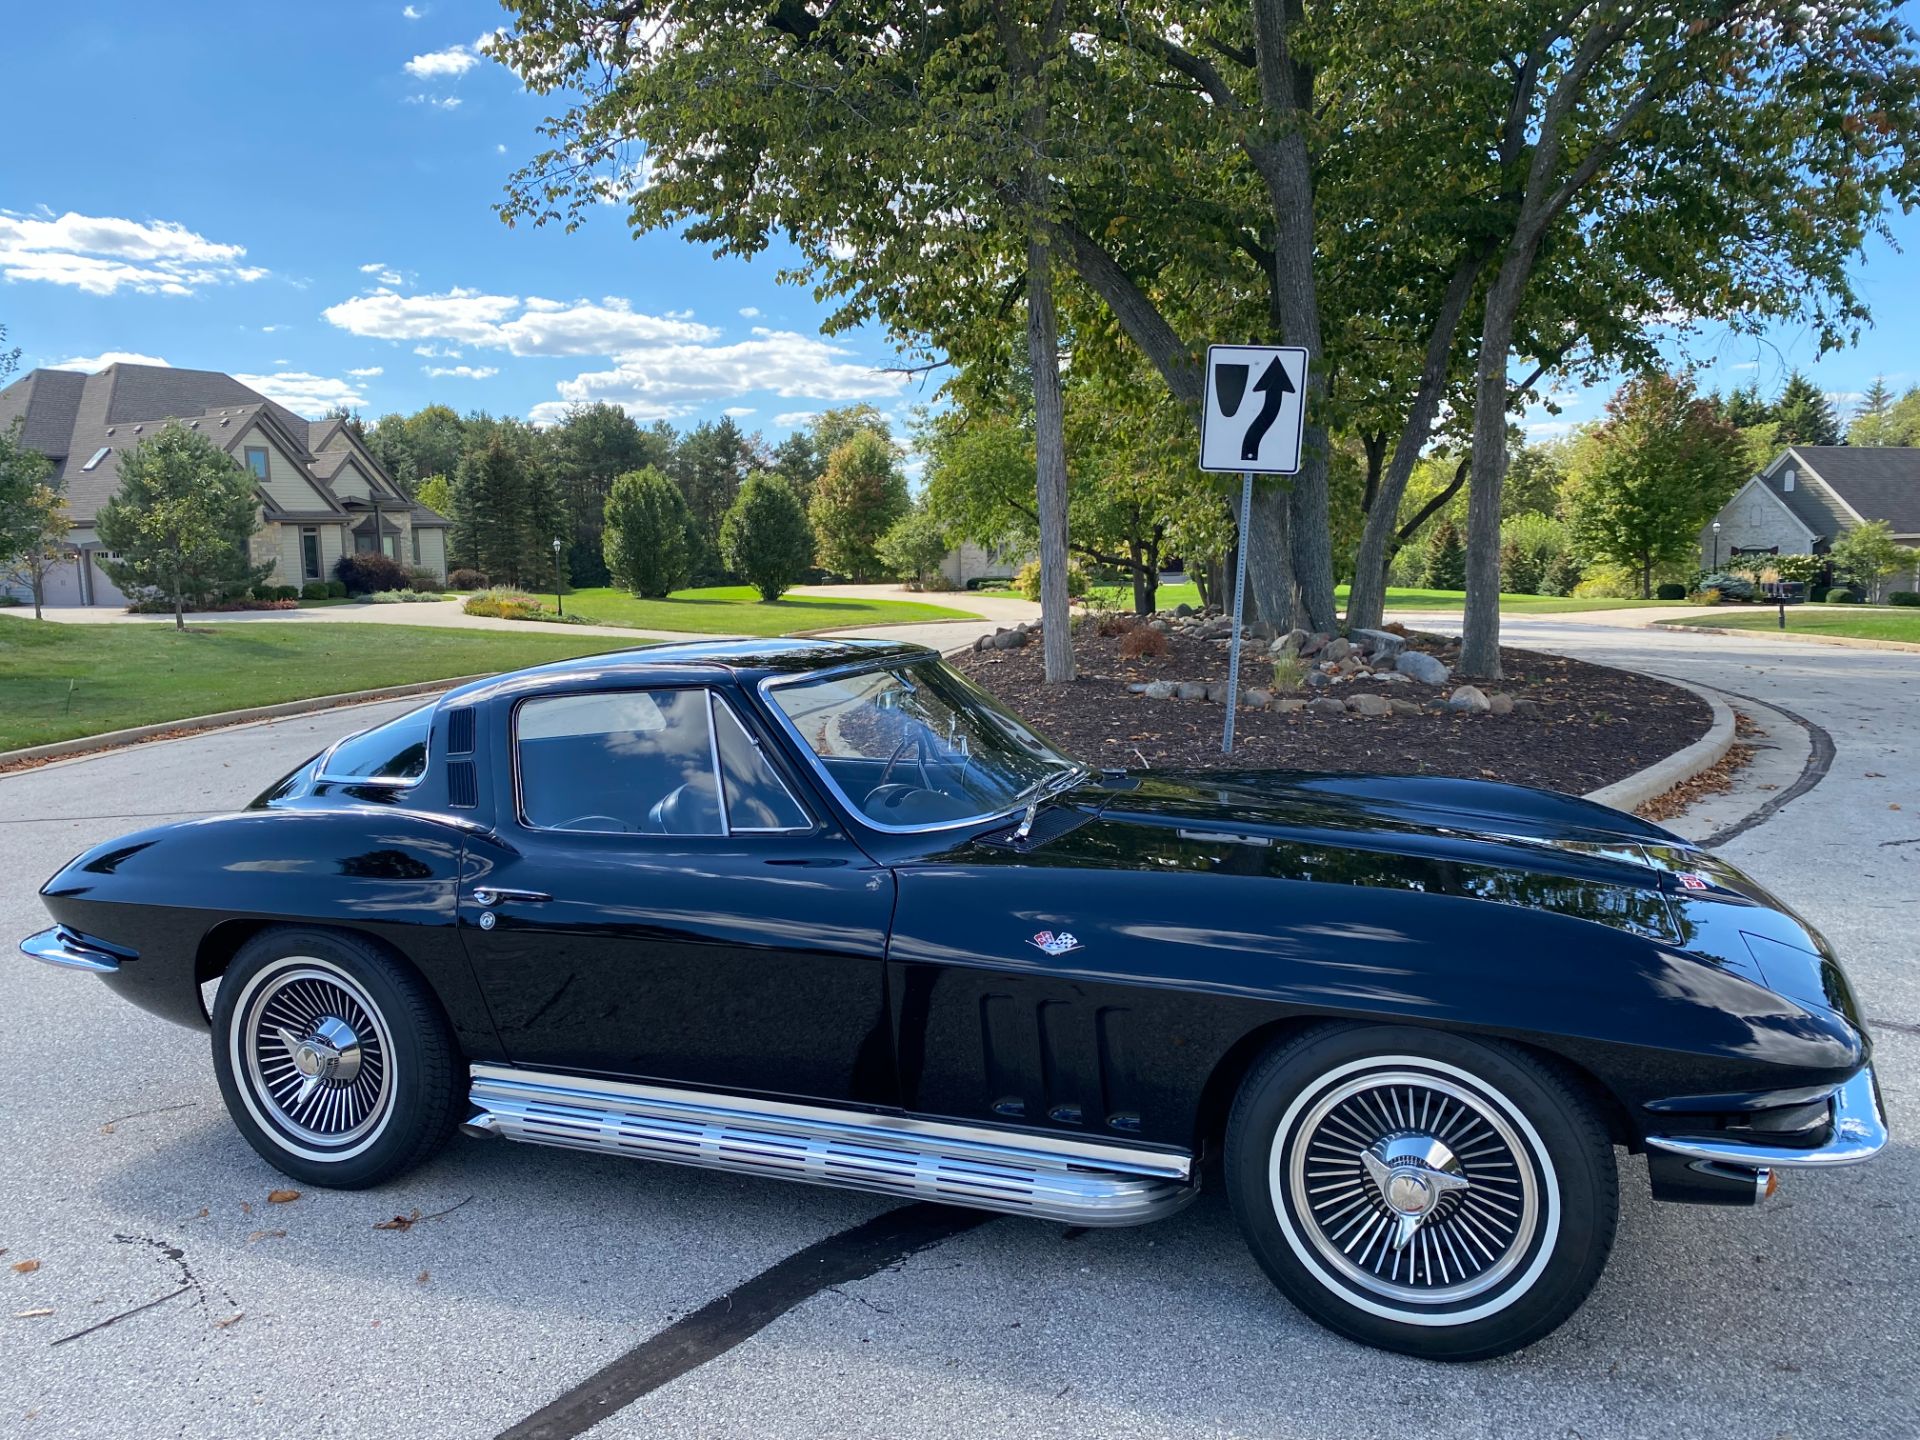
xmin=1192 ymin=1017 xmax=1637 ymax=1166
xmin=194 ymin=921 xmax=432 ymax=1025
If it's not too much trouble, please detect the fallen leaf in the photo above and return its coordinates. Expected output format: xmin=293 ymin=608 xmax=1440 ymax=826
xmin=246 ymin=1229 xmax=287 ymax=1244
xmin=1866 ymin=771 xmax=1885 ymax=777
xmin=14 ymin=1308 xmax=54 ymax=1319
xmin=240 ymin=1202 xmax=253 ymax=1215
xmin=1893 ymin=804 xmax=1903 ymax=811
xmin=213 ymin=1311 xmax=245 ymax=1330
xmin=373 ymin=1210 xmax=423 ymax=1232
xmin=100 ymin=1122 xmax=116 ymax=1135
xmin=416 ymin=1270 xmax=431 ymax=1285
xmin=267 ymin=1189 xmax=300 ymax=1205
xmin=11 ymin=1260 xmax=40 ymax=1275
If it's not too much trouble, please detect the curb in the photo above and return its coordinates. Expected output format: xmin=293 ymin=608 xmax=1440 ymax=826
xmin=1650 ymin=620 xmax=1920 ymax=654
xmin=1581 ymin=676 xmax=1735 ymax=814
xmin=0 ymin=675 xmax=496 ymax=770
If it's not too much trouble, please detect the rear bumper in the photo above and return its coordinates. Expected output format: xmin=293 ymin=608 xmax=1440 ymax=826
xmin=1645 ymin=1065 xmax=1888 ymax=1170
xmin=19 ymin=925 xmax=131 ymax=974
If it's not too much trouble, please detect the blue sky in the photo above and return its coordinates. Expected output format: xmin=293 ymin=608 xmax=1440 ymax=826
xmin=3 ymin=0 xmax=1917 ymax=452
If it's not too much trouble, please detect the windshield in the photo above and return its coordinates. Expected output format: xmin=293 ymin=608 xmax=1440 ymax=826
xmin=764 ymin=659 xmax=1082 ymax=830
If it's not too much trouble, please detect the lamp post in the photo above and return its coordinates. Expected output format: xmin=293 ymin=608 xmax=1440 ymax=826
xmin=1711 ymin=520 xmax=1721 ymax=571
xmin=552 ymin=537 xmax=564 ymax=617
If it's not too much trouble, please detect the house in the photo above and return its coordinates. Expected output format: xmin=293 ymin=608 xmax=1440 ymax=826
xmin=1700 ymin=446 xmax=1920 ymax=596
xmin=0 ymin=363 xmax=449 ymax=607
xmin=939 ymin=539 xmax=1028 ymax=589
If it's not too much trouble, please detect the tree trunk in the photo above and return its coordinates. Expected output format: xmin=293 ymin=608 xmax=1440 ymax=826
xmin=174 ymin=593 xmax=185 ymax=631
xmin=1130 ymin=540 xmax=1150 ymax=615
xmin=1026 ymin=232 xmax=1075 ymax=685
xmin=32 ymin=573 xmax=43 ymax=621
xmin=1459 ymin=257 xmax=1532 ymax=678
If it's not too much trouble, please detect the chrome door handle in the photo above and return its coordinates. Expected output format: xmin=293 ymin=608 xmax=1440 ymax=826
xmin=470 ymin=887 xmax=552 ymax=906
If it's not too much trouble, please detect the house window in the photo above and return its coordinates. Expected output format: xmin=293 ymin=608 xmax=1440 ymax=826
xmin=244 ymin=446 xmax=270 ymax=481
xmin=355 ymin=529 xmax=376 ymax=554
xmin=411 ymin=530 xmax=421 ymax=565
xmin=1783 ymin=469 xmax=1796 ymax=492
xmin=82 ymin=446 xmax=111 ymax=471
xmin=301 ymin=527 xmax=322 ymax=581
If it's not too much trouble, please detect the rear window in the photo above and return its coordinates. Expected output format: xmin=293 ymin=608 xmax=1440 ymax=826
xmin=318 ymin=704 xmax=433 ymax=785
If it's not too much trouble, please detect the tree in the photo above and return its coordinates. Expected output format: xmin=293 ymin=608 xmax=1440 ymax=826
xmin=1423 ymin=519 xmax=1466 ymax=592
xmin=721 ymin=473 xmax=814 ymax=601
xmin=0 ymin=321 xmax=18 ymax=384
xmin=671 ymin=418 xmax=757 ymax=583
xmin=1563 ymin=373 xmax=1749 ymax=599
xmin=449 ymin=429 xmax=565 ymax=586
xmin=1772 ymin=373 xmax=1841 ymax=447
xmin=1848 ymin=381 xmax=1920 ymax=446
xmin=1716 ymin=383 xmax=1774 ymax=430
xmin=0 ymin=420 xmax=69 ymax=619
xmin=415 ymin=473 xmax=454 ymax=518
xmin=1829 ymin=519 xmax=1917 ymax=602
xmin=809 ymin=432 xmax=909 ymax=582
xmin=549 ymin=402 xmax=667 ymax=587
xmin=875 ymin=503 xmax=950 ymax=589
xmin=95 ymin=424 xmax=273 ymax=628
xmin=603 ymin=466 xmax=693 ymax=597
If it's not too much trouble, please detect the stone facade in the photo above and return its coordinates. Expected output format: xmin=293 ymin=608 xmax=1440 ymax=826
xmin=1698 ymin=477 xmax=1815 ymax=569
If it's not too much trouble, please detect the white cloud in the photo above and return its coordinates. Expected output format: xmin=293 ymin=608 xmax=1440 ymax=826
xmin=325 ymin=287 xmax=719 ymax=354
xmin=347 ymin=366 xmax=385 ymax=378
xmin=495 ymin=143 xmax=507 ymax=155
xmin=0 ymin=209 xmax=265 ymax=296
xmin=1525 ymin=420 xmax=1576 ymax=439
xmin=358 ymin=261 xmax=408 ymax=287
xmin=50 ymin=351 xmax=171 ymax=373
xmin=423 ymin=364 xmax=498 ymax=380
xmin=406 ymin=93 xmax=462 ymax=110
xmin=724 ymin=407 xmax=756 ymax=417
xmin=774 ymin=411 xmax=819 ymax=428
xmin=404 ymin=45 xmax=478 ymax=79
xmin=403 ymin=4 xmax=424 ymax=16
xmin=738 ymin=307 xmax=760 ymax=319
xmin=233 ymin=371 xmax=369 ymax=417
xmin=260 ymin=323 xmax=287 ymax=333
xmin=1730 ymin=361 xmax=1760 ymax=371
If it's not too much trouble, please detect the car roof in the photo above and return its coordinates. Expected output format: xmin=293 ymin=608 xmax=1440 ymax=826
xmin=437 ymin=637 xmax=938 ymax=707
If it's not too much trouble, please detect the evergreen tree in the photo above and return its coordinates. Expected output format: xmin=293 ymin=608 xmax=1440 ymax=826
xmin=1423 ymin=518 xmax=1466 ymax=591
xmin=95 ymin=424 xmax=273 ymax=628
xmin=1846 ymin=377 xmax=1917 ymax=446
xmin=809 ymin=431 xmax=910 ymax=581
xmin=670 ymin=418 xmax=755 ymax=581
xmin=603 ymin=466 xmax=694 ymax=597
xmin=549 ymin=402 xmax=669 ymax=587
xmin=720 ymin=473 xmax=814 ymax=601
xmin=449 ymin=431 xmax=565 ymax=586
xmin=1717 ymin=382 xmax=1773 ymax=429
xmin=1771 ymin=372 xmax=1841 ymax=446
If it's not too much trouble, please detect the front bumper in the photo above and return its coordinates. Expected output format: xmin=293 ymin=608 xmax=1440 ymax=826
xmin=19 ymin=925 xmax=130 ymax=974
xmin=1646 ymin=1065 xmax=1888 ymax=1170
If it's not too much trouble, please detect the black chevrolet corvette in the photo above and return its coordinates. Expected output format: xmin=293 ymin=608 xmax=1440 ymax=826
xmin=20 ymin=639 xmax=1885 ymax=1359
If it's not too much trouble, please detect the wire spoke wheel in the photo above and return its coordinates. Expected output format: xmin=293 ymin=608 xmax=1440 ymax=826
xmin=1279 ymin=1066 xmax=1545 ymax=1309
xmin=237 ymin=960 xmax=395 ymax=1151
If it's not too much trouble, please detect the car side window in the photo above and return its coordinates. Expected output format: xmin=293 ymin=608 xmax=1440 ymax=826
xmin=517 ymin=690 xmax=723 ymax=835
xmin=711 ymin=697 xmax=810 ymax=832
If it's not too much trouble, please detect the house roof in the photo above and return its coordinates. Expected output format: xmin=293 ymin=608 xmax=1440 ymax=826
xmin=1787 ymin=447 xmax=1920 ymax=536
xmin=0 ymin=363 xmax=451 ymax=531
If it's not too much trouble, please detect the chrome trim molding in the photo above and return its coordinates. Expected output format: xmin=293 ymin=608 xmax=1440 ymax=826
xmin=20 ymin=925 xmax=128 ymax=974
xmin=466 ymin=1064 xmax=1195 ymax=1226
xmin=1646 ymin=1066 xmax=1888 ymax=1169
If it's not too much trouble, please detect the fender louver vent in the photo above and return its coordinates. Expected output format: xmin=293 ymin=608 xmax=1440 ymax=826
xmin=446 ymin=706 xmax=475 ymax=755
xmin=446 ymin=759 xmax=478 ymax=809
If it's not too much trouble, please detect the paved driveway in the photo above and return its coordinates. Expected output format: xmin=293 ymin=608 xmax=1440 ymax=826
xmin=0 ymin=621 xmax=1912 ymax=1439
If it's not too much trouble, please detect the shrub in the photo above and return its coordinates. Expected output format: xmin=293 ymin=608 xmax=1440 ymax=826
xmin=325 ymin=580 xmax=347 ymax=598
xmin=1423 ymin=519 xmax=1466 ymax=590
xmin=335 ymin=551 xmax=410 ymax=595
xmin=1690 ymin=570 xmax=1757 ymax=602
xmin=1118 ymin=625 xmax=1169 ymax=659
xmin=1809 ymin=583 xmax=1830 ymax=603
xmin=721 ymin=473 xmax=815 ymax=601
xmin=1013 ymin=558 xmax=1087 ymax=602
xmin=301 ymin=582 xmax=330 ymax=601
xmin=446 ymin=568 xmax=489 ymax=591
xmin=1689 ymin=588 xmax=1723 ymax=606
xmin=406 ymin=566 xmax=443 ymax=594
xmin=462 ymin=589 xmax=585 ymax=624
xmin=603 ymin=466 xmax=693 ymax=598
xmin=1655 ymin=582 xmax=1687 ymax=600
xmin=1890 ymin=591 xmax=1920 ymax=607
xmin=1825 ymin=586 xmax=1858 ymax=604
xmin=1540 ymin=550 xmax=1583 ymax=597
xmin=1271 ymin=655 xmax=1307 ymax=692
xmin=275 ymin=584 xmax=300 ymax=601
xmin=360 ymin=589 xmax=444 ymax=604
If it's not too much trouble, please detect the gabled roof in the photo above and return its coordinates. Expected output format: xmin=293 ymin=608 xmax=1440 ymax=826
xmin=1759 ymin=450 xmax=1856 ymax=544
xmin=1786 ymin=446 xmax=1920 ymax=536
xmin=1714 ymin=475 xmax=1817 ymax=543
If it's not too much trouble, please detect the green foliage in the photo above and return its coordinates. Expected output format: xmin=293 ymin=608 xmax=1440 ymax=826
xmin=720 ymin=473 xmax=814 ymax=601
xmin=95 ymin=423 xmax=272 ymax=625
xmin=462 ymin=589 xmax=585 ymax=623
xmin=445 ymin=568 xmax=489 ymax=591
xmin=809 ymin=431 xmax=908 ymax=581
xmin=1564 ymin=373 xmax=1749 ymax=598
xmin=1826 ymin=586 xmax=1858 ymax=604
xmin=449 ymin=428 xmax=566 ymax=587
xmin=1691 ymin=570 xmax=1758 ymax=601
xmin=415 ymin=473 xmax=454 ymax=518
xmin=548 ymin=402 xmax=666 ymax=587
xmin=364 ymin=405 xmax=468 ymax=494
xmin=1013 ymin=558 xmax=1086 ymax=602
xmin=301 ymin=582 xmax=330 ymax=601
xmin=602 ymin=466 xmax=693 ymax=597
xmin=1655 ymin=582 xmax=1688 ymax=601
xmin=671 ymin=417 xmax=757 ymax=584
xmin=1888 ymin=591 xmax=1920 ymax=607
xmin=1771 ymin=372 xmax=1841 ymax=447
xmin=875 ymin=503 xmax=950 ymax=589
xmin=1829 ymin=519 xmax=1918 ymax=599
xmin=0 ymin=418 xmax=70 ymax=617
xmin=1846 ymin=381 xmax=1920 ymax=447
xmin=1540 ymin=550 xmax=1584 ymax=598
xmin=335 ymin=552 xmax=411 ymax=594
xmin=1423 ymin=519 xmax=1466 ymax=591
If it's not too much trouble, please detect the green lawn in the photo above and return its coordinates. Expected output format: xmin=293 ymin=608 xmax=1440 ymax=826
xmin=1087 ymin=582 xmax=1669 ymax=616
xmin=1662 ymin=607 xmax=1920 ymax=643
xmin=563 ymin=585 xmax=977 ymax=635
xmin=0 ymin=622 xmax=643 ymax=752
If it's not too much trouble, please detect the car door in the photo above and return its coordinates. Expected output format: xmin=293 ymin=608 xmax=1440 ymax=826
xmin=458 ymin=683 xmax=897 ymax=1107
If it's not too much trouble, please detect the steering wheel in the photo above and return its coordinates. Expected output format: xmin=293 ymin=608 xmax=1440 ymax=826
xmin=872 ymin=730 xmax=936 ymax=799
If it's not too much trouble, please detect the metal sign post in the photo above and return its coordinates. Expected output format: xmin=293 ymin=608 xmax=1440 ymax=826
xmin=1198 ymin=345 xmax=1310 ymax=756
xmin=1221 ymin=470 xmax=1255 ymax=754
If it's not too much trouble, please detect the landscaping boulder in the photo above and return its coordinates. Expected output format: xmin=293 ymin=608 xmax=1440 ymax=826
xmin=1396 ymin=650 xmax=1451 ymax=686
xmin=1148 ymin=617 xmax=1172 ymax=633
xmin=1345 ymin=693 xmax=1393 ymax=717
xmin=1513 ymin=698 xmax=1544 ymax=717
xmin=991 ymin=628 xmax=1028 ymax=649
xmin=1306 ymin=697 xmax=1347 ymax=716
xmin=1272 ymin=698 xmax=1309 ymax=714
xmin=1387 ymin=699 xmax=1424 ymax=718
xmin=1349 ymin=627 xmax=1407 ymax=659
xmin=973 ymin=633 xmax=992 ymax=651
xmin=1126 ymin=682 xmax=1149 ymax=694
xmin=1176 ymin=681 xmax=1209 ymax=701
xmin=1320 ymin=637 xmax=1352 ymax=663
xmin=1488 ymin=692 xmax=1515 ymax=716
xmin=1144 ymin=680 xmax=1176 ymax=699
xmin=1174 ymin=602 xmax=1194 ymax=617
xmin=1273 ymin=628 xmax=1310 ymax=657
xmin=1448 ymin=684 xmax=1491 ymax=713
xmin=1303 ymin=670 xmax=1332 ymax=689
xmin=1244 ymin=688 xmax=1273 ymax=709
xmin=1204 ymin=682 xmax=1230 ymax=704
xmin=1299 ymin=631 xmax=1333 ymax=656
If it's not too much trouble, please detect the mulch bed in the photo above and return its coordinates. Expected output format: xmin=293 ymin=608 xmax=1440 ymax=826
xmin=953 ymin=625 xmax=1712 ymax=796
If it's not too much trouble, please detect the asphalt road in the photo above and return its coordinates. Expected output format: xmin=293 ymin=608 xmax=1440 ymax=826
xmin=1 ymin=621 xmax=1913 ymax=1440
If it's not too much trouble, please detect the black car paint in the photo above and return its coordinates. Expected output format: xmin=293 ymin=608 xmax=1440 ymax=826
xmin=34 ymin=639 xmax=1868 ymax=1162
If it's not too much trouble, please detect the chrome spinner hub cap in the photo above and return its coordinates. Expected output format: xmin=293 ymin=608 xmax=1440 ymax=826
xmin=238 ymin=962 xmax=394 ymax=1151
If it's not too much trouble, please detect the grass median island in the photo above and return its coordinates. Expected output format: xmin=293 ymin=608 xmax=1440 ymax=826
xmin=1661 ymin=607 xmax=1920 ymax=643
xmin=561 ymin=584 xmax=977 ymax=635
xmin=1087 ymin=582 xmax=1672 ymax=616
xmin=0 ymin=622 xmax=643 ymax=752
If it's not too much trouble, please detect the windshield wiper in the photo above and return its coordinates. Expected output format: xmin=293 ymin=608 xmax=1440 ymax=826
xmin=1012 ymin=765 xmax=1089 ymax=843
